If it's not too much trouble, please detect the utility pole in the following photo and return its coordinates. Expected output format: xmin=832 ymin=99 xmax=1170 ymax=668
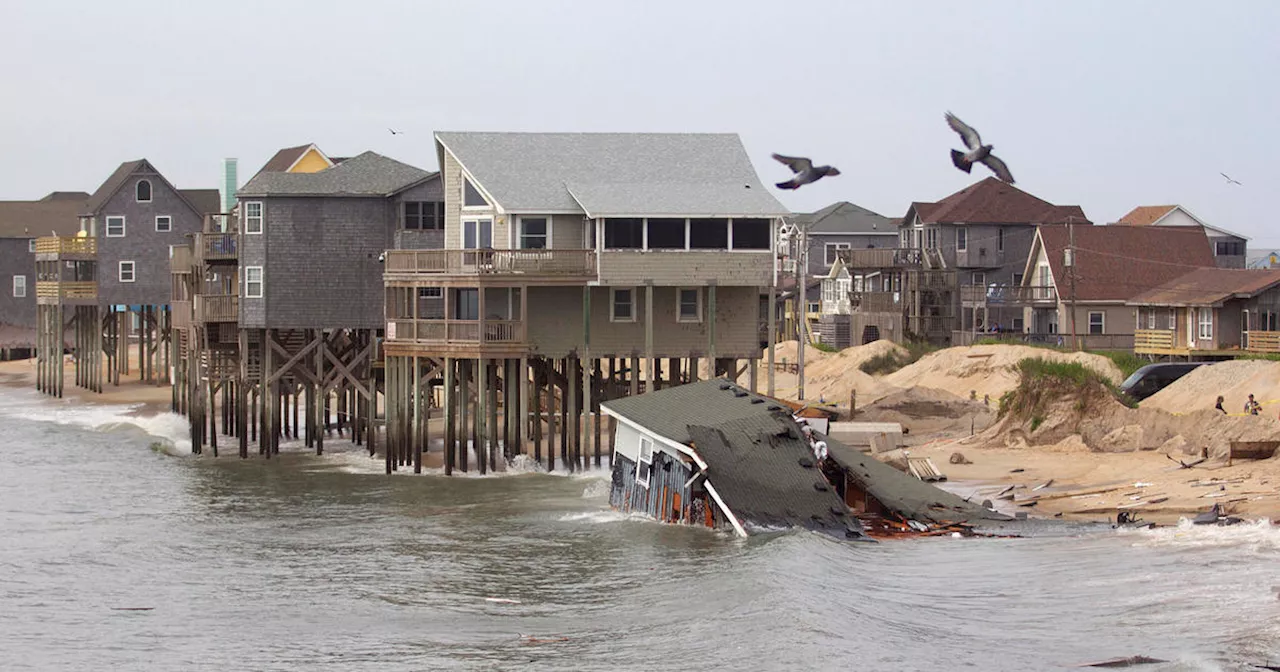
xmin=1067 ymin=217 xmax=1079 ymax=351
xmin=797 ymin=221 xmax=808 ymax=401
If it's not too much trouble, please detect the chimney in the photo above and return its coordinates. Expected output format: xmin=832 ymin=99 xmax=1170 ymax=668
xmin=220 ymin=158 xmax=238 ymax=213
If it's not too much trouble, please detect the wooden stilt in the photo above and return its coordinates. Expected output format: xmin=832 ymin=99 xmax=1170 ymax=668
xmin=444 ymin=356 xmax=455 ymax=476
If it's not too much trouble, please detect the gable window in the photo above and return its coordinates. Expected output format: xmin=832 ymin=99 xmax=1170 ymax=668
xmin=462 ymin=218 xmax=493 ymax=249
xmin=463 ymin=178 xmax=489 ymax=208
xmin=611 ymin=288 xmax=635 ymax=322
xmin=28 ymin=239 xmax=37 ymax=253
xmin=956 ymin=227 xmax=968 ymax=251
xmin=731 ymin=218 xmax=771 ymax=250
xmin=646 ymin=218 xmax=686 ymax=250
xmin=12 ymin=275 xmax=26 ymax=298
xmin=825 ymin=242 xmax=851 ymax=265
xmin=155 ymin=215 xmax=172 ymax=232
xmin=1198 ymin=309 xmax=1213 ymax=340
xmin=604 ymin=218 xmax=643 ymax=249
xmin=636 ymin=438 xmax=653 ymax=488
xmin=244 ymin=202 xmax=263 ymax=234
xmin=403 ymin=202 xmax=443 ymax=230
xmin=136 ymin=180 xmax=152 ymax=203
xmin=1088 ymin=311 xmax=1104 ymax=335
xmin=244 ymin=266 xmax=263 ymax=298
xmin=678 ymin=288 xmax=701 ymax=323
xmin=689 ymin=218 xmax=729 ymax=249
xmin=105 ymin=216 xmax=125 ymax=237
xmin=518 ymin=216 xmax=549 ymax=249
xmin=119 ymin=261 xmax=136 ymax=283
xmin=998 ymin=227 xmax=1005 ymax=252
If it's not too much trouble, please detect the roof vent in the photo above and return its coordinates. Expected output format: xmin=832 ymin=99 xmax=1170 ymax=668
xmin=750 ymin=398 xmax=765 ymax=405
xmin=718 ymin=383 xmax=732 ymax=391
xmin=813 ymin=482 xmax=829 ymax=492
xmin=732 ymin=390 xmax=748 ymax=398
xmin=767 ymin=405 xmax=783 ymax=412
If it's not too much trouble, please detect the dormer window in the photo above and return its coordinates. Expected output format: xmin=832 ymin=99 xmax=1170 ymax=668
xmin=136 ymin=180 xmax=152 ymax=203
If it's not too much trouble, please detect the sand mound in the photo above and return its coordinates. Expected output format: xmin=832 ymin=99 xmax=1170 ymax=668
xmin=761 ymin=340 xmax=904 ymax=405
xmin=1141 ymin=359 xmax=1280 ymax=417
xmin=883 ymin=344 xmax=1123 ymax=401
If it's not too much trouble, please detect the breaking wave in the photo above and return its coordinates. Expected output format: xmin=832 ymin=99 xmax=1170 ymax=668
xmin=0 ymin=388 xmax=192 ymax=455
xmin=1117 ymin=517 xmax=1280 ymax=551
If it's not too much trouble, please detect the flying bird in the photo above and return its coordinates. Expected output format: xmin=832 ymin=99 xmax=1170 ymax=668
xmin=389 ymin=128 xmax=403 ymax=135
xmin=771 ymin=154 xmax=840 ymax=190
xmin=1220 ymin=172 xmax=1242 ymax=186
xmin=945 ymin=112 xmax=1015 ymax=184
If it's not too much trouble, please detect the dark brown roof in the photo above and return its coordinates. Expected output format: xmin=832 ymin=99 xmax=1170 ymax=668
xmin=1037 ymin=224 xmax=1214 ymax=302
xmin=84 ymin=159 xmax=146 ymax=213
xmin=179 ymin=189 xmax=221 ymax=215
xmin=257 ymin=144 xmax=314 ymax=174
xmin=1116 ymin=205 xmax=1176 ymax=226
xmin=1127 ymin=268 xmax=1280 ymax=307
xmin=40 ymin=191 xmax=89 ymax=202
xmin=0 ymin=196 xmax=87 ymax=238
xmin=911 ymin=177 xmax=1088 ymax=225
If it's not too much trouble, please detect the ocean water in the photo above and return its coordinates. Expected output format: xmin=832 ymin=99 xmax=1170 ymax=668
xmin=0 ymin=385 xmax=1277 ymax=671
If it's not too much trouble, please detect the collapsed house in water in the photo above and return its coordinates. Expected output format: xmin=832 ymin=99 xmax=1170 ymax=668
xmin=601 ymin=379 xmax=1009 ymax=539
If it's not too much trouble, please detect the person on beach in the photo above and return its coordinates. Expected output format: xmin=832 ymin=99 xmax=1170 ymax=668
xmin=1215 ymin=396 xmax=1226 ymax=414
xmin=1245 ymin=394 xmax=1261 ymax=415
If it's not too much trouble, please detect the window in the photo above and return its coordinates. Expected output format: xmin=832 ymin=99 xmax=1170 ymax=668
xmin=403 ymin=202 xmax=443 ymax=230
xmin=119 ymin=261 xmax=136 ymax=283
xmin=244 ymin=202 xmax=263 ymax=234
xmin=418 ymin=287 xmax=443 ymax=299
xmin=731 ymin=218 xmax=771 ymax=250
xmin=678 ymin=288 xmax=701 ymax=323
xmin=998 ymin=227 xmax=1005 ymax=252
xmin=971 ymin=272 xmax=985 ymax=287
xmin=956 ymin=227 xmax=968 ymax=251
xmin=1168 ymin=309 xmax=1177 ymax=330
xmin=155 ymin=215 xmax=172 ymax=232
xmin=1038 ymin=264 xmax=1050 ymax=286
xmin=925 ymin=228 xmax=938 ymax=249
xmin=105 ymin=216 xmax=125 ymax=237
xmin=1198 ymin=309 xmax=1213 ymax=340
xmin=1012 ymin=317 xmax=1024 ymax=332
xmin=636 ymin=438 xmax=653 ymax=488
xmin=604 ymin=218 xmax=643 ymax=249
xmin=611 ymin=288 xmax=635 ymax=322
xmin=807 ymin=301 xmax=821 ymax=314
xmin=689 ymin=218 xmax=729 ymax=249
xmin=1012 ymin=273 xmax=1023 ymax=285
xmin=647 ymin=218 xmax=686 ymax=249
xmin=244 ymin=266 xmax=263 ymax=298
xmin=463 ymin=178 xmax=489 ymax=207
xmin=519 ymin=216 xmax=548 ymax=249
xmin=463 ymin=218 xmax=493 ymax=249
xmin=1088 ymin=311 xmax=1104 ymax=335
xmin=136 ymin=180 xmax=151 ymax=203
xmin=825 ymin=242 xmax=851 ymax=265
xmin=1216 ymin=240 xmax=1244 ymax=256
xmin=12 ymin=275 xmax=26 ymax=298
xmin=1146 ymin=308 xmax=1156 ymax=330
xmin=28 ymin=239 xmax=37 ymax=253
xmin=900 ymin=230 xmax=910 ymax=248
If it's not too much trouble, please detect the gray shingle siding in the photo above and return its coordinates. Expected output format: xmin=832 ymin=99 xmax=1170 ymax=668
xmin=808 ymin=231 xmax=898 ymax=276
xmin=0 ymin=238 xmax=36 ymax=327
xmin=251 ymin=196 xmax=394 ymax=329
xmin=95 ymin=170 xmax=204 ymax=307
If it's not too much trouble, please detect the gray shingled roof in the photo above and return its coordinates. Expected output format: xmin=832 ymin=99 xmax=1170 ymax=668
xmin=237 ymin=151 xmax=433 ymax=197
xmin=798 ymin=201 xmax=895 ymax=235
xmin=84 ymin=159 xmax=146 ymax=214
xmin=179 ymin=189 xmax=222 ymax=215
xmin=603 ymin=378 xmax=796 ymax=446
xmin=436 ymin=131 xmax=789 ymax=217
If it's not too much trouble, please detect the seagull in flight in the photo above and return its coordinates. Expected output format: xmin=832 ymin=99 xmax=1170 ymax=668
xmin=945 ymin=112 xmax=1015 ymax=184
xmin=1220 ymin=172 xmax=1242 ymax=186
xmin=771 ymin=154 xmax=840 ymax=190
xmin=388 ymin=128 xmax=403 ymax=135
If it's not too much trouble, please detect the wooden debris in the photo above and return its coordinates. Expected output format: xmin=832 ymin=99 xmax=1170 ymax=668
xmin=1076 ymin=654 xmax=1167 ymax=668
xmin=1032 ymin=479 xmax=1055 ymax=491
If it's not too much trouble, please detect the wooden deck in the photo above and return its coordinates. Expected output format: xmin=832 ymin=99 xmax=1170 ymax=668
xmin=194 ymin=232 xmax=237 ymax=262
xmin=194 ymin=295 xmax=238 ymax=323
xmin=960 ymin=284 xmax=1057 ymax=306
xmin=385 ymin=318 xmax=529 ymax=358
xmin=35 ymin=281 xmax=97 ymax=305
xmin=34 ymin=236 xmax=95 ymax=261
xmin=383 ymin=249 xmax=596 ymax=283
xmin=838 ymin=247 xmax=922 ymax=270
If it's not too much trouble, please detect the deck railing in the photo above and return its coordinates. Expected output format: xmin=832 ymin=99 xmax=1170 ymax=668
xmin=194 ymin=294 xmax=239 ymax=322
xmin=35 ymin=281 xmax=97 ymax=301
xmin=1134 ymin=329 xmax=1175 ymax=352
xmin=961 ymin=284 xmax=1058 ymax=304
xmin=838 ymin=247 xmax=922 ymax=269
xmin=849 ymin=291 xmax=900 ymax=313
xmin=1246 ymin=331 xmax=1280 ymax=353
xmin=34 ymin=236 xmax=96 ymax=256
xmin=383 ymin=249 xmax=597 ymax=276
xmin=195 ymin=232 xmax=238 ymax=261
xmin=386 ymin=319 xmax=526 ymax=344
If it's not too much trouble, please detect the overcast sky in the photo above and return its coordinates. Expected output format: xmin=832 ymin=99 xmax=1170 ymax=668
xmin=3 ymin=1 xmax=1277 ymax=245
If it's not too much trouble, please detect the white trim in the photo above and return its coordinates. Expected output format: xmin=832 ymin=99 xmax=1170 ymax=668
xmin=956 ymin=226 xmax=968 ymax=251
xmin=135 ymin=179 xmax=152 ymax=203
xmin=677 ymin=286 xmax=702 ymax=323
xmin=28 ymin=239 xmax=37 ymax=253
xmin=244 ymin=266 xmax=264 ymax=298
xmin=283 ymin=144 xmax=334 ymax=172
xmin=118 ymin=260 xmax=136 ymax=283
xmin=462 ymin=217 xmax=494 ymax=249
xmin=1088 ymin=310 xmax=1105 ymax=335
xmin=244 ymin=201 xmax=263 ymax=234
xmin=636 ymin=438 xmax=654 ymax=488
xmin=517 ymin=215 xmax=552 ymax=250
xmin=610 ymin=287 xmax=636 ymax=323
xmin=599 ymin=407 xmax=707 ymax=469
xmin=154 ymin=214 xmax=172 ymax=232
xmin=105 ymin=215 xmax=126 ymax=238
xmin=12 ymin=274 xmax=26 ymax=298
xmin=1148 ymin=205 xmax=1250 ymax=241
xmin=418 ymin=286 xmax=443 ymax=299
xmin=702 ymin=481 xmax=748 ymax=538
xmin=824 ymin=241 xmax=851 ymax=265
xmin=435 ymin=138 xmax=506 ymax=213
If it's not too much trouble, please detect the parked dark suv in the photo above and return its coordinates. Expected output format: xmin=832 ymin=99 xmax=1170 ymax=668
xmin=1119 ymin=362 xmax=1207 ymax=402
